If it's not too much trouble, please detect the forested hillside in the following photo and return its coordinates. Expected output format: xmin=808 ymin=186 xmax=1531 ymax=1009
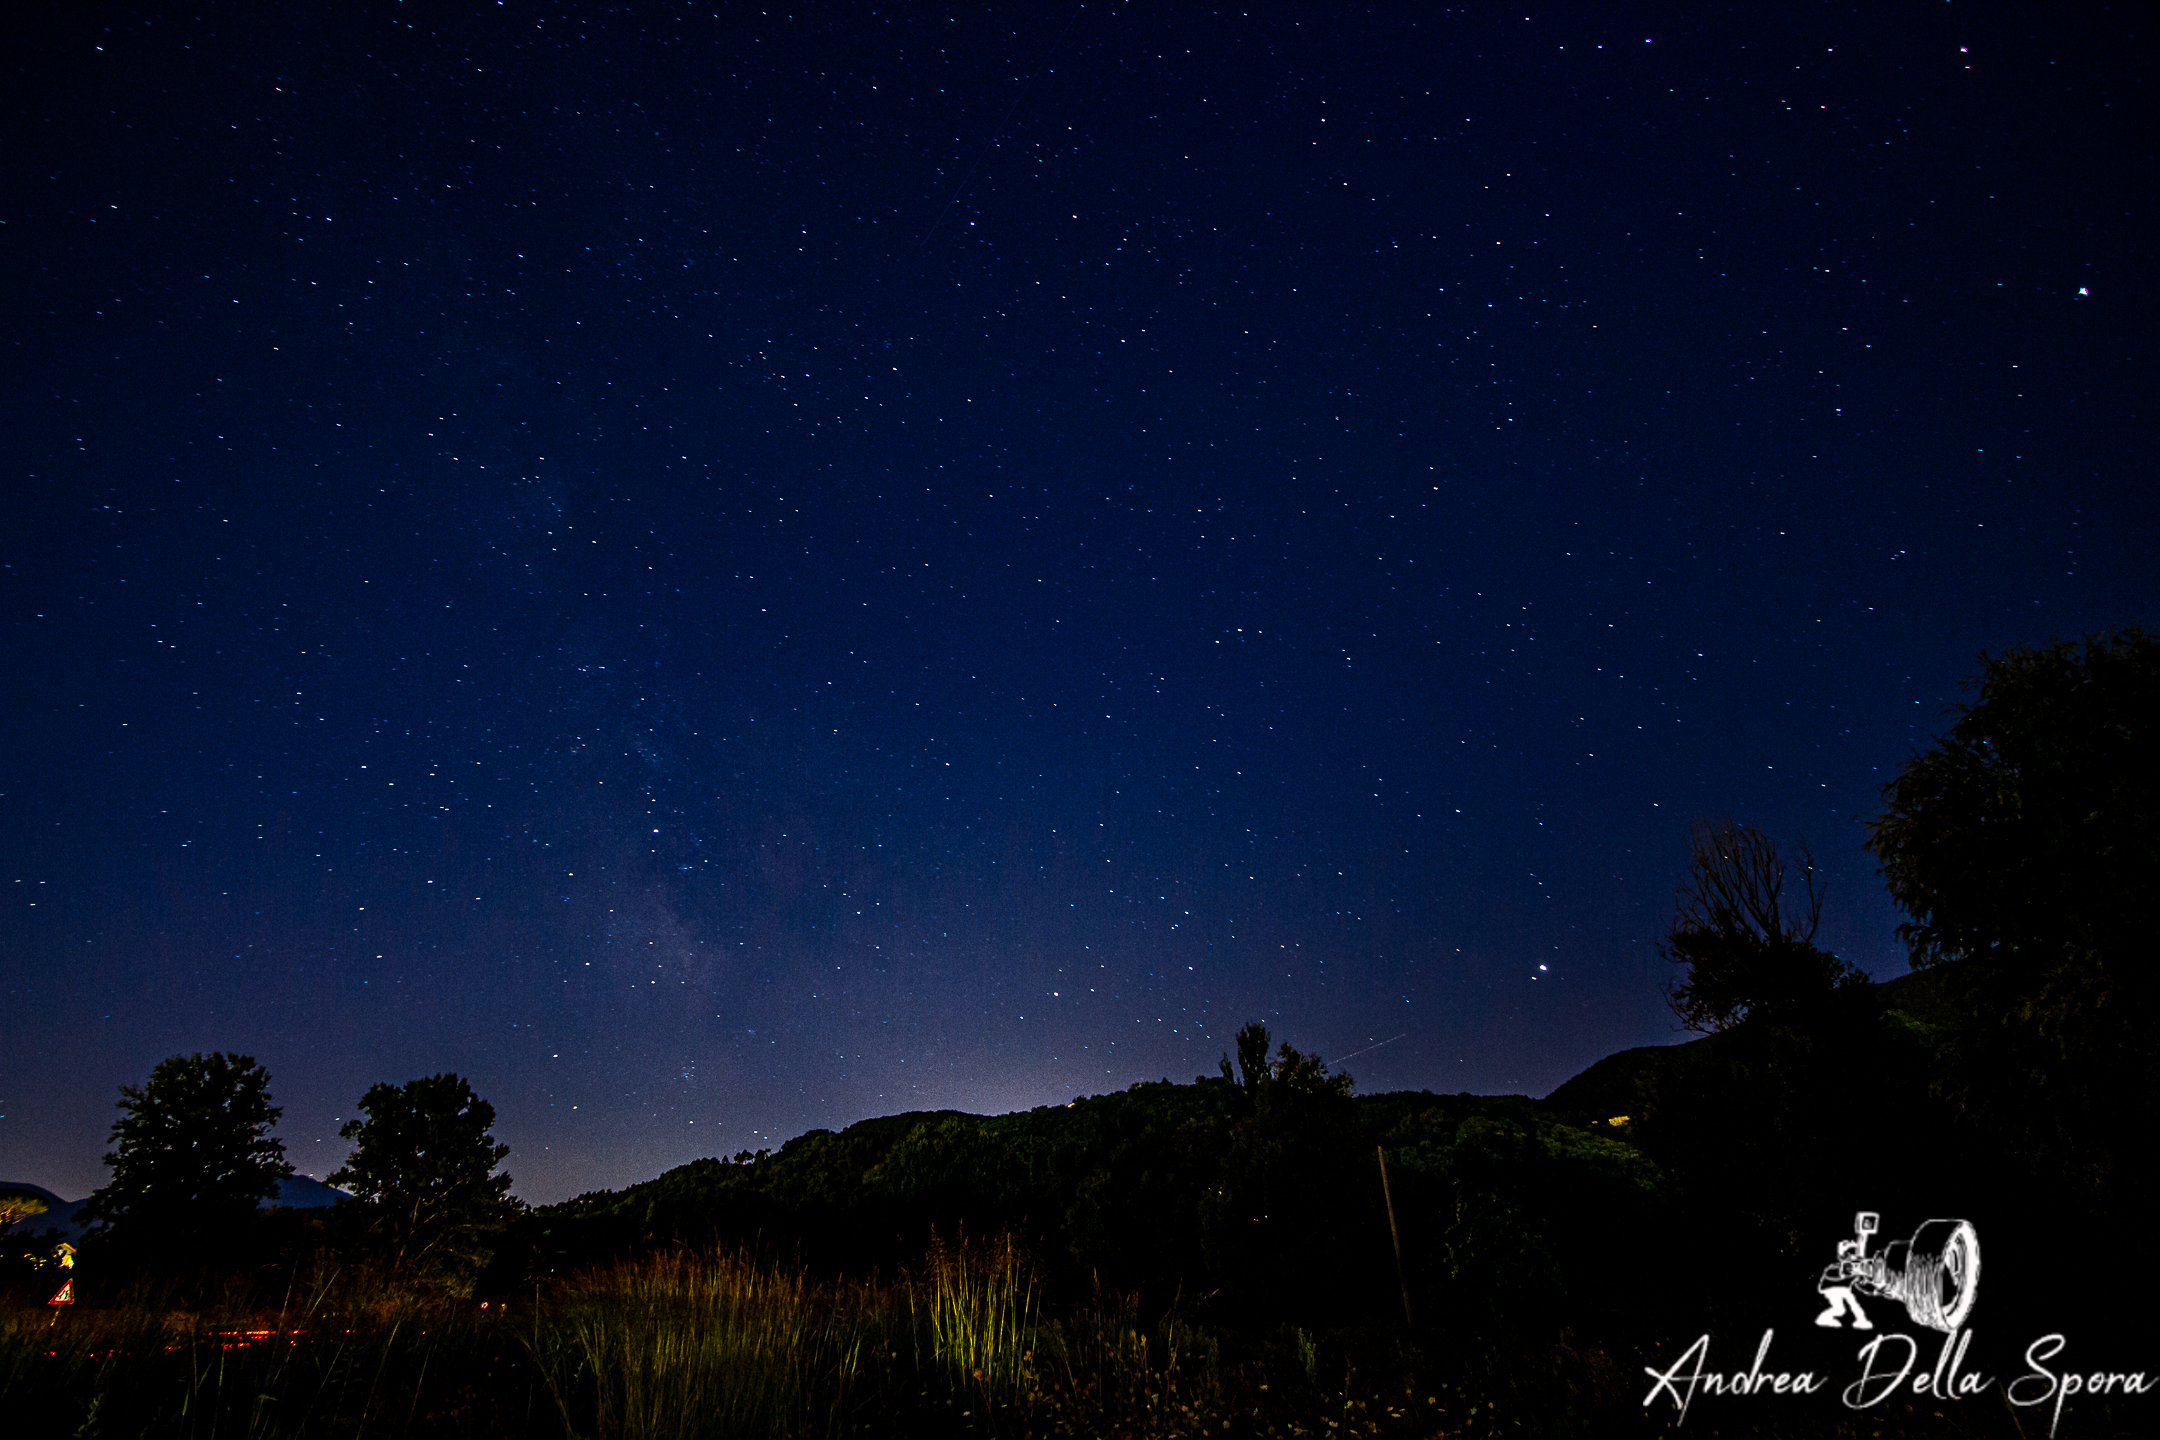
xmin=536 ymin=1030 xmax=1664 ymax=1335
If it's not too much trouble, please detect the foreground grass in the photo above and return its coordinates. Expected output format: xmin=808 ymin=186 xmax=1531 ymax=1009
xmin=0 ymin=1286 xmax=539 ymax=1435
xmin=1 ymin=1240 xmax=2080 ymax=1438
xmin=0 ymin=1240 xmax=1452 ymax=1439
xmin=526 ymin=1234 xmax=1273 ymax=1439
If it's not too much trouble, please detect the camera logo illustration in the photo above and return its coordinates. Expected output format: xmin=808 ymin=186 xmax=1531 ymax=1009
xmin=1644 ymin=1206 xmax=2153 ymax=1433
xmin=1815 ymin=1209 xmax=1980 ymax=1335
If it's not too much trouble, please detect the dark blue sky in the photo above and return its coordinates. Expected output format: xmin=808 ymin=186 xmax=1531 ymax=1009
xmin=5 ymin=0 xmax=2150 ymax=1203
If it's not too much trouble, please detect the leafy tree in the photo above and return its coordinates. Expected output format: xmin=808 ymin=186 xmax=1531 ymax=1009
xmin=1866 ymin=628 xmax=2158 ymax=1205
xmin=0 ymin=1190 xmax=49 ymax=1231
xmin=1201 ymin=1023 xmax=1362 ymax=1319
xmin=1218 ymin=1021 xmax=1354 ymax=1097
xmin=1264 ymin=1039 xmax=1354 ymax=1098
xmin=1220 ymin=1020 xmax=1274 ymax=1093
xmin=1867 ymin=628 xmax=2155 ymax=971
xmin=1660 ymin=817 xmax=1862 ymax=1032
xmin=81 ymin=1052 xmax=293 ymax=1246
xmin=328 ymin=1072 xmax=520 ymax=1291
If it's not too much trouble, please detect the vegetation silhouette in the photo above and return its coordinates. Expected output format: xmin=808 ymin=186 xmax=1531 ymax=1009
xmin=329 ymin=1072 xmax=524 ymax=1297
xmin=1660 ymin=817 xmax=1864 ymax=1032
xmin=0 ymin=1190 xmax=49 ymax=1233
xmin=1867 ymin=627 xmax=2158 ymax=1217
xmin=78 ymin=1051 xmax=293 ymax=1278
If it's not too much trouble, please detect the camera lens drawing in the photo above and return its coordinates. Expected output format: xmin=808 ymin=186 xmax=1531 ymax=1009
xmin=1816 ymin=1212 xmax=1981 ymax=1334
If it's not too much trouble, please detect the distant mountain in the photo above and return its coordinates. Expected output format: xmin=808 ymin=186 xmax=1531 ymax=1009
xmin=270 ymin=1175 xmax=351 ymax=1209
xmin=1541 ymin=970 xmax=1943 ymax=1122
xmin=0 ymin=1175 xmax=350 ymax=1240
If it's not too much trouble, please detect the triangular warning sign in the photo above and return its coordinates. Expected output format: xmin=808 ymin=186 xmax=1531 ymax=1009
xmin=48 ymin=1278 xmax=75 ymax=1305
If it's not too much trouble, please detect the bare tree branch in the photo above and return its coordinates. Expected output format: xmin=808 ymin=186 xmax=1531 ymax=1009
xmin=1662 ymin=818 xmax=1858 ymax=1032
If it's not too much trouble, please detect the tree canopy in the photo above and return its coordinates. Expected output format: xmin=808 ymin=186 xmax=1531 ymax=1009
xmin=1867 ymin=627 xmax=2156 ymax=973
xmin=82 ymin=1052 xmax=293 ymax=1245
xmin=0 ymin=1190 xmax=50 ymax=1233
xmin=1660 ymin=817 xmax=1862 ymax=1032
xmin=1218 ymin=1021 xmax=1355 ymax=1098
xmin=328 ymin=1072 xmax=519 ymax=1292
xmin=1866 ymin=627 xmax=2158 ymax=1209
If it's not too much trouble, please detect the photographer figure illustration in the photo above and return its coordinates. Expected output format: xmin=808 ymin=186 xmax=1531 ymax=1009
xmin=1815 ymin=1210 xmax=1981 ymax=1334
xmin=1816 ymin=1211 xmax=1882 ymax=1330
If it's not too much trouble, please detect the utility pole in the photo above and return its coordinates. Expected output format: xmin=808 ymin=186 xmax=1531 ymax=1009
xmin=1377 ymin=1146 xmax=1412 ymax=1326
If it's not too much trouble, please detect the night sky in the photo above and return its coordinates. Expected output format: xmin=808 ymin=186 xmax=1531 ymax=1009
xmin=4 ymin=2 xmax=2150 ymax=1205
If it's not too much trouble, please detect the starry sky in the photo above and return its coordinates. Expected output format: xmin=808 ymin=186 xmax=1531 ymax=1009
xmin=4 ymin=1 xmax=2150 ymax=1204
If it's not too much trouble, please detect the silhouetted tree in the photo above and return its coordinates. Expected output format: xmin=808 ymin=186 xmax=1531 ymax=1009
xmin=1264 ymin=1039 xmax=1354 ymax=1098
xmin=1866 ymin=627 xmax=2158 ymax=1208
xmin=0 ymin=1189 xmax=49 ymax=1233
xmin=329 ymin=1072 xmax=519 ymax=1294
xmin=1868 ymin=628 xmax=2155 ymax=974
xmin=1219 ymin=1021 xmax=1353 ymax=1097
xmin=81 ymin=1052 xmax=293 ymax=1249
xmin=1660 ymin=818 xmax=1862 ymax=1032
xmin=1202 ymin=1026 xmax=1361 ymax=1321
xmin=1220 ymin=1020 xmax=1273 ymax=1093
